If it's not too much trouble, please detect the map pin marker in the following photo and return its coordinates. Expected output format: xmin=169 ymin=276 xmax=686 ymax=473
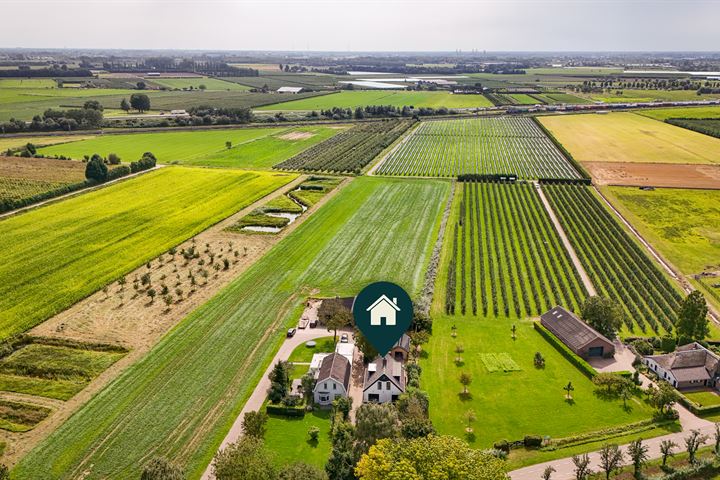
xmin=352 ymin=281 xmax=413 ymax=356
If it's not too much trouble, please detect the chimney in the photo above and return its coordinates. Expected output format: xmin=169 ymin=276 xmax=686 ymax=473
xmin=392 ymin=297 xmax=397 ymax=305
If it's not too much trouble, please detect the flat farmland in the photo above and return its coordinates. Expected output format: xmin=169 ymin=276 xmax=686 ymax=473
xmin=601 ymin=187 xmax=720 ymax=275
xmin=256 ymin=90 xmax=494 ymax=110
xmin=189 ymin=126 xmax=343 ymax=169
xmin=0 ymin=156 xmax=87 ymax=211
xmin=539 ymin=112 xmax=720 ymax=165
xmin=443 ymin=182 xmax=587 ymax=318
xmin=0 ymin=135 xmax=95 ymax=152
xmin=14 ymin=177 xmax=450 ymax=479
xmin=638 ymin=105 xmax=720 ymax=121
xmin=543 ymin=184 xmax=684 ymax=335
xmin=588 ymin=89 xmax=720 ymax=103
xmin=38 ymin=127 xmax=300 ymax=164
xmin=148 ymin=77 xmax=250 ymax=91
xmin=376 ymin=117 xmax=581 ymax=179
xmin=0 ymin=166 xmax=295 ymax=339
xmin=585 ymin=161 xmax=720 ymax=189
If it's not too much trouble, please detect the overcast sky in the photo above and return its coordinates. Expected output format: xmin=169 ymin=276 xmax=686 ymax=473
xmin=1 ymin=0 xmax=719 ymax=52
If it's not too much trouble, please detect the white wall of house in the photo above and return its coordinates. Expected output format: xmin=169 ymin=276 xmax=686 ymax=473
xmin=313 ymin=378 xmax=347 ymax=406
xmin=363 ymin=378 xmax=402 ymax=403
xmin=644 ymin=358 xmax=678 ymax=387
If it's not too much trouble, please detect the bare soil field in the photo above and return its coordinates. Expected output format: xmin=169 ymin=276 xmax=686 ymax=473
xmin=0 ymin=156 xmax=86 ymax=183
xmin=585 ymin=161 xmax=720 ymax=189
xmin=278 ymin=131 xmax=315 ymax=140
xmin=2 ymin=175 xmax=349 ymax=466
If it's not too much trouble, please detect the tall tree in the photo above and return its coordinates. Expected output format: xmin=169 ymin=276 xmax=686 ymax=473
xmin=355 ymin=435 xmax=507 ymax=480
xmin=651 ymin=381 xmax=679 ymax=416
xmin=212 ymin=437 xmax=275 ymax=480
xmin=353 ymin=403 xmax=399 ymax=457
xmin=684 ymin=429 xmax=708 ymax=465
xmin=278 ymin=462 xmax=325 ymax=480
xmin=675 ymin=291 xmax=709 ymax=342
xmin=581 ymin=296 xmax=623 ymax=339
xmin=326 ymin=306 xmax=351 ymax=344
xmin=120 ymin=98 xmax=130 ymax=113
xmin=660 ymin=439 xmax=676 ymax=466
xmin=627 ymin=439 xmax=649 ymax=479
xmin=85 ymin=153 xmax=108 ymax=182
xmin=325 ymin=421 xmax=355 ymax=480
xmin=130 ymin=93 xmax=151 ymax=113
xmin=241 ymin=410 xmax=268 ymax=439
xmin=598 ymin=444 xmax=623 ymax=480
xmin=571 ymin=453 xmax=592 ymax=480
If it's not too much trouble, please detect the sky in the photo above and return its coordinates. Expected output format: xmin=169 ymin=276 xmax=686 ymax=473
xmin=1 ymin=0 xmax=719 ymax=52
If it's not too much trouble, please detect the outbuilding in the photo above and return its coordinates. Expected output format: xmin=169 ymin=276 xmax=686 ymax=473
xmin=277 ymin=86 xmax=304 ymax=94
xmin=540 ymin=306 xmax=615 ymax=359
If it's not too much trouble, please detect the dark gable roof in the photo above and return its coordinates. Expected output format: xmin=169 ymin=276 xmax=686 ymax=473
xmin=540 ymin=306 xmax=614 ymax=351
xmin=363 ymin=354 xmax=406 ymax=392
xmin=392 ymin=333 xmax=411 ymax=353
xmin=646 ymin=343 xmax=720 ymax=380
xmin=316 ymin=353 xmax=351 ymax=390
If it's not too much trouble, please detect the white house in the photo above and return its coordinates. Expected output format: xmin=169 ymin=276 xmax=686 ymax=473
xmin=313 ymin=353 xmax=351 ymax=406
xmin=644 ymin=342 xmax=720 ymax=390
xmin=363 ymin=354 xmax=406 ymax=404
xmin=366 ymin=295 xmax=400 ymax=326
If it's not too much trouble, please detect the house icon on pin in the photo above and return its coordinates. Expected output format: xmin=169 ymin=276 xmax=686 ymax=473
xmin=366 ymin=295 xmax=400 ymax=326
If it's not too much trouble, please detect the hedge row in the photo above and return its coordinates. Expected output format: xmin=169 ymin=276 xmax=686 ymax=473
xmin=534 ymin=321 xmax=597 ymax=379
xmin=677 ymin=392 xmax=720 ymax=416
xmin=266 ymin=403 xmax=305 ymax=417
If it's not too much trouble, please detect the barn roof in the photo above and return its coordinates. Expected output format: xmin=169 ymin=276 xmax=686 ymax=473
xmin=540 ymin=306 xmax=614 ymax=351
xmin=277 ymin=86 xmax=303 ymax=93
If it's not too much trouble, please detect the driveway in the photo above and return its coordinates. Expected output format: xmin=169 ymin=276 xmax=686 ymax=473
xmin=200 ymin=325 xmax=352 ymax=480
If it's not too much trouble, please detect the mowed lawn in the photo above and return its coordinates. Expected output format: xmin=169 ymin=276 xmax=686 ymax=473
xmin=14 ymin=177 xmax=450 ymax=479
xmin=256 ymin=90 xmax=494 ymax=110
xmin=38 ymin=127 xmax=287 ymax=163
xmin=421 ymin=316 xmax=655 ymax=447
xmin=539 ymin=112 xmax=720 ymax=164
xmin=185 ymin=126 xmax=344 ymax=169
xmin=602 ymin=187 xmax=720 ymax=274
xmin=0 ymin=166 xmax=294 ymax=339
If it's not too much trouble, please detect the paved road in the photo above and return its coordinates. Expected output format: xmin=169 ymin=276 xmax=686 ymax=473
xmin=536 ymin=182 xmax=597 ymax=296
xmin=200 ymin=325 xmax=353 ymax=480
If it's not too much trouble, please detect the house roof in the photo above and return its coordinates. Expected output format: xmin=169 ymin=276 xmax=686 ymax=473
xmin=366 ymin=295 xmax=400 ymax=312
xmin=363 ymin=354 xmax=405 ymax=392
xmin=315 ymin=353 xmax=351 ymax=390
xmin=392 ymin=333 xmax=411 ymax=353
xmin=646 ymin=343 xmax=720 ymax=381
xmin=334 ymin=343 xmax=354 ymax=364
xmin=540 ymin=306 xmax=614 ymax=351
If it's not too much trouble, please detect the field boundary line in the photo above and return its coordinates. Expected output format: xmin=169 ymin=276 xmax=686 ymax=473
xmin=0 ymin=164 xmax=165 ymax=220
xmin=535 ymin=182 xmax=597 ymax=296
xmin=366 ymin=120 xmax=420 ymax=176
xmin=593 ymin=186 xmax=720 ymax=324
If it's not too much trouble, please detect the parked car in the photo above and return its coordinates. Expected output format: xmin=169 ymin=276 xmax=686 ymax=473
xmin=340 ymin=333 xmax=349 ymax=343
xmin=287 ymin=328 xmax=296 ymax=338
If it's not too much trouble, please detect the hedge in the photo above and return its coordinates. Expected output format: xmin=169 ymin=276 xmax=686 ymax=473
xmin=266 ymin=403 xmax=305 ymax=417
xmin=677 ymin=392 xmax=720 ymax=416
xmin=534 ymin=321 xmax=597 ymax=379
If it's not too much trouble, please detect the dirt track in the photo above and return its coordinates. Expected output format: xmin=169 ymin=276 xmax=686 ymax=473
xmin=585 ymin=161 xmax=720 ymax=189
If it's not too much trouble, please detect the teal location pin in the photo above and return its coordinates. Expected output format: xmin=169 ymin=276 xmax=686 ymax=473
xmin=352 ymin=281 xmax=413 ymax=356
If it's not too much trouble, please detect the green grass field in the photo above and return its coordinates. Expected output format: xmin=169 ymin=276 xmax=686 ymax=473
xmin=602 ymin=187 xmax=720 ymax=274
xmin=38 ymin=126 xmax=333 ymax=166
xmin=539 ymin=112 xmax=720 ymax=164
xmin=0 ymin=79 xmax=57 ymax=89
xmin=421 ymin=315 xmax=655 ymax=447
xmin=14 ymin=176 xmax=450 ymax=479
xmin=256 ymin=90 xmax=494 ymax=111
xmin=148 ymin=77 xmax=250 ymax=91
xmin=638 ymin=105 xmax=720 ymax=121
xmin=188 ymin=126 xmax=343 ymax=169
xmin=588 ymin=89 xmax=720 ymax=103
xmin=0 ymin=134 xmax=95 ymax=152
xmin=0 ymin=167 xmax=294 ymax=340
xmin=264 ymin=408 xmax=332 ymax=469
xmin=684 ymin=390 xmax=720 ymax=407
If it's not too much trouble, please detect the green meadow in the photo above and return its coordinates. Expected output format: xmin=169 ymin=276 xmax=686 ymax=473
xmin=148 ymin=76 xmax=250 ymax=91
xmin=256 ymin=90 xmax=494 ymax=110
xmin=0 ymin=166 xmax=294 ymax=340
xmin=14 ymin=177 xmax=450 ymax=479
xmin=638 ymin=105 xmax=720 ymax=121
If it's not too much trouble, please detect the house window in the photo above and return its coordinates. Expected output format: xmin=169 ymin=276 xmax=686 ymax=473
xmin=377 ymin=383 xmax=382 ymax=391
xmin=324 ymin=382 xmax=327 ymax=389
xmin=386 ymin=382 xmax=391 ymax=390
xmin=333 ymin=383 xmax=336 ymax=390
xmin=320 ymin=395 xmax=329 ymax=402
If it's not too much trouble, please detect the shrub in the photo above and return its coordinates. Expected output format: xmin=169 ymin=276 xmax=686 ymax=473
xmin=308 ymin=426 xmax=320 ymax=441
xmin=493 ymin=439 xmax=510 ymax=453
xmin=632 ymin=339 xmax=654 ymax=356
xmin=524 ymin=435 xmax=543 ymax=448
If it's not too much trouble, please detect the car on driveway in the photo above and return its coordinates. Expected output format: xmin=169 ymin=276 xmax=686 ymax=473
xmin=340 ymin=333 xmax=349 ymax=343
xmin=287 ymin=328 xmax=296 ymax=338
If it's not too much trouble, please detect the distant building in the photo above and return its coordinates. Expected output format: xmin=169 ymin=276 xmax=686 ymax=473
xmin=313 ymin=353 xmax=351 ymax=406
xmin=277 ymin=86 xmax=304 ymax=94
xmin=540 ymin=306 xmax=615 ymax=359
xmin=644 ymin=343 xmax=720 ymax=390
xmin=363 ymin=354 xmax=406 ymax=403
